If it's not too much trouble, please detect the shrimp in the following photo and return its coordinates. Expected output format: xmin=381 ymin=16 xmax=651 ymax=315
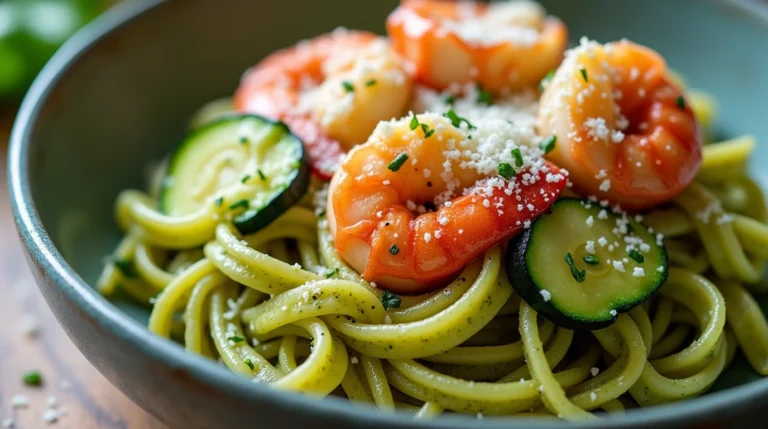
xmin=234 ymin=29 xmax=414 ymax=180
xmin=538 ymin=39 xmax=702 ymax=210
xmin=326 ymin=113 xmax=567 ymax=293
xmin=386 ymin=0 xmax=567 ymax=92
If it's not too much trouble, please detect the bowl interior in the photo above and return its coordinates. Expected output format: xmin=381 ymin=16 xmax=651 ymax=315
xmin=19 ymin=0 xmax=768 ymax=422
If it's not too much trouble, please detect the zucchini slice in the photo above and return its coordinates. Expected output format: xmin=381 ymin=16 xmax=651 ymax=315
xmin=161 ymin=114 xmax=309 ymax=235
xmin=506 ymin=198 xmax=668 ymax=330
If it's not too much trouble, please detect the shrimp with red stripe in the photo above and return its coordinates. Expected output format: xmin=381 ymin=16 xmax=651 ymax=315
xmin=326 ymin=113 xmax=566 ymax=293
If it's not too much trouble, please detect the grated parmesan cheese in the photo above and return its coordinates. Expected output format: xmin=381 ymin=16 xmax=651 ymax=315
xmin=540 ymin=289 xmax=552 ymax=302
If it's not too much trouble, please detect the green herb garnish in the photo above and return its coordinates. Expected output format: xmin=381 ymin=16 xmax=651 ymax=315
xmin=326 ymin=268 xmax=340 ymax=278
xmin=511 ymin=148 xmax=524 ymax=167
xmin=424 ymin=129 xmax=435 ymax=138
xmin=387 ymin=153 xmax=409 ymax=172
xmin=539 ymin=70 xmax=555 ymax=91
xmin=342 ymin=81 xmax=355 ymax=92
xmin=257 ymin=169 xmax=266 ymax=180
xmin=676 ymin=95 xmax=686 ymax=110
xmin=564 ymin=252 xmax=586 ymax=283
xmin=214 ymin=196 xmax=224 ymax=207
xmin=381 ymin=290 xmax=402 ymax=310
xmin=497 ymin=162 xmax=515 ymax=180
xmin=244 ymin=359 xmax=254 ymax=370
xmin=228 ymin=199 xmax=250 ymax=211
xmin=583 ymin=255 xmax=600 ymax=266
xmin=389 ymin=244 xmax=400 ymax=255
xmin=22 ymin=370 xmax=41 ymax=386
xmin=444 ymin=94 xmax=456 ymax=105
xmin=476 ymin=84 xmax=493 ymax=105
xmin=540 ymin=135 xmax=557 ymax=154
xmin=241 ymin=175 xmax=251 ymax=184
xmin=629 ymin=249 xmax=645 ymax=264
xmin=239 ymin=136 xmax=248 ymax=145
xmin=579 ymin=68 xmax=588 ymax=83
xmin=443 ymin=109 xmax=476 ymax=130
xmin=317 ymin=209 xmax=326 ymax=218
xmin=113 ymin=258 xmax=136 ymax=278
xmin=228 ymin=336 xmax=245 ymax=344
xmin=409 ymin=112 xmax=419 ymax=130
xmin=365 ymin=79 xmax=377 ymax=87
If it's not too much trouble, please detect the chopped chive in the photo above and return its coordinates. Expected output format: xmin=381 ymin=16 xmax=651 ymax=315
xmin=539 ymin=70 xmax=555 ymax=91
xmin=579 ymin=68 xmax=588 ymax=83
xmin=444 ymin=94 xmax=456 ymax=105
xmin=564 ymin=252 xmax=586 ymax=283
xmin=239 ymin=136 xmax=248 ymax=144
xmin=22 ymin=370 xmax=41 ymax=386
xmin=676 ymin=95 xmax=686 ymax=110
xmin=583 ymin=255 xmax=600 ymax=266
xmin=214 ymin=196 xmax=224 ymax=207
xmin=365 ymin=79 xmax=377 ymax=87
xmin=257 ymin=169 xmax=266 ymax=180
xmin=443 ymin=109 xmax=476 ymax=130
xmin=424 ymin=129 xmax=435 ymax=138
xmin=381 ymin=290 xmax=402 ymax=309
xmin=409 ymin=113 xmax=419 ymax=130
xmin=326 ymin=267 xmax=340 ymax=278
xmin=629 ymin=249 xmax=645 ymax=264
xmin=497 ymin=162 xmax=515 ymax=180
xmin=228 ymin=199 xmax=250 ymax=211
xmin=342 ymin=81 xmax=354 ymax=93
xmin=389 ymin=244 xmax=400 ymax=255
xmin=113 ymin=258 xmax=136 ymax=278
xmin=228 ymin=336 xmax=245 ymax=344
xmin=387 ymin=153 xmax=409 ymax=172
xmin=241 ymin=175 xmax=251 ymax=183
xmin=511 ymin=148 xmax=524 ymax=167
xmin=244 ymin=358 xmax=254 ymax=370
xmin=476 ymin=83 xmax=493 ymax=105
xmin=540 ymin=135 xmax=557 ymax=154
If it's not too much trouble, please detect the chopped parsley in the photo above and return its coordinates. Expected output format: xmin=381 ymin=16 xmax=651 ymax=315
xmin=539 ymin=70 xmax=555 ymax=91
xmin=444 ymin=94 xmax=456 ymax=105
xmin=113 ymin=258 xmax=136 ymax=278
xmin=342 ymin=81 xmax=355 ymax=93
xmin=443 ymin=109 xmax=476 ymax=130
xmin=239 ymin=136 xmax=248 ymax=145
xmin=241 ymin=175 xmax=251 ymax=183
xmin=228 ymin=199 xmax=250 ymax=211
xmin=257 ymin=169 xmax=266 ymax=180
xmin=326 ymin=267 xmax=340 ymax=278
xmin=409 ymin=112 xmax=419 ymax=130
xmin=365 ymin=79 xmax=377 ymax=87
xmin=579 ymin=68 xmax=588 ymax=83
xmin=629 ymin=249 xmax=645 ymax=264
xmin=22 ymin=370 xmax=42 ymax=386
xmin=540 ymin=135 xmax=557 ymax=154
xmin=583 ymin=255 xmax=600 ymax=266
xmin=381 ymin=290 xmax=402 ymax=310
xmin=214 ymin=196 xmax=224 ymax=207
xmin=244 ymin=358 xmax=254 ymax=370
xmin=511 ymin=148 xmax=524 ymax=168
xmin=424 ymin=128 xmax=436 ymax=138
xmin=476 ymin=84 xmax=493 ymax=105
xmin=317 ymin=208 xmax=326 ymax=218
xmin=228 ymin=336 xmax=245 ymax=344
xmin=389 ymin=244 xmax=400 ymax=255
xmin=497 ymin=162 xmax=515 ymax=180
xmin=676 ymin=95 xmax=686 ymax=110
xmin=387 ymin=153 xmax=409 ymax=172
xmin=564 ymin=252 xmax=586 ymax=283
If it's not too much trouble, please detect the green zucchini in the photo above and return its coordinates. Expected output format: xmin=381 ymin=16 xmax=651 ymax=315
xmin=161 ymin=114 xmax=309 ymax=235
xmin=506 ymin=198 xmax=668 ymax=330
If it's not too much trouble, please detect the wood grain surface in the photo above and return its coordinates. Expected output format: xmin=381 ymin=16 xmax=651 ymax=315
xmin=0 ymin=110 xmax=166 ymax=429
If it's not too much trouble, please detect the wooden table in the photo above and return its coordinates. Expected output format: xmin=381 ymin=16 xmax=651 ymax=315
xmin=0 ymin=110 xmax=165 ymax=428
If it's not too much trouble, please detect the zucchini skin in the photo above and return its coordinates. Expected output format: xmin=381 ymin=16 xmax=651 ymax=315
xmin=505 ymin=198 xmax=669 ymax=331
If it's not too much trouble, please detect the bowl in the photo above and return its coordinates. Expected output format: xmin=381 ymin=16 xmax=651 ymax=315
xmin=8 ymin=0 xmax=768 ymax=428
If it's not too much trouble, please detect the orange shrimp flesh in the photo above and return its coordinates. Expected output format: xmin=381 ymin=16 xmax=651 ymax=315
xmin=538 ymin=39 xmax=702 ymax=210
xmin=386 ymin=0 xmax=567 ymax=92
xmin=327 ymin=113 xmax=566 ymax=294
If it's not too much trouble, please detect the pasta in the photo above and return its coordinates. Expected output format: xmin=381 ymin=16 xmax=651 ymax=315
xmin=97 ymin=0 xmax=768 ymax=421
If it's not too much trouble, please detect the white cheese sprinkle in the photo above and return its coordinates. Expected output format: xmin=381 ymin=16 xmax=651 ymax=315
xmin=590 ymin=367 xmax=600 ymax=377
xmin=351 ymin=357 xmax=359 ymax=364
xmin=424 ymin=232 xmax=432 ymax=243
xmin=2 ymin=419 xmax=14 ymax=428
xmin=590 ymin=392 xmax=598 ymax=402
xmin=540 ymin=289 xmax=552 ymax=302
xmin=598 ymin=236 xmax=608 ymax=247
xmin=633 ymin=267 xmax=646 ymax=277
xmin=586 ymin=216 xmax=594 ymax=227
xmin=10 ymin=395 xmax=29 ymax=409
xmin=612 ymin=260 xmax=625 ymax=272
xmin=609 ymin=309 xmax=618 ymax=316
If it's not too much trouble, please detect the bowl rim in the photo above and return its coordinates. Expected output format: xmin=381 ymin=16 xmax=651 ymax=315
xmin=8 ymin=0 xmax=768 ymax=428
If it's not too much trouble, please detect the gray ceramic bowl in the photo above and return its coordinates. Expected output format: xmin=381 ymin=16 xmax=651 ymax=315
xmin=8 ymin=0 xmax=768 ymax=428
